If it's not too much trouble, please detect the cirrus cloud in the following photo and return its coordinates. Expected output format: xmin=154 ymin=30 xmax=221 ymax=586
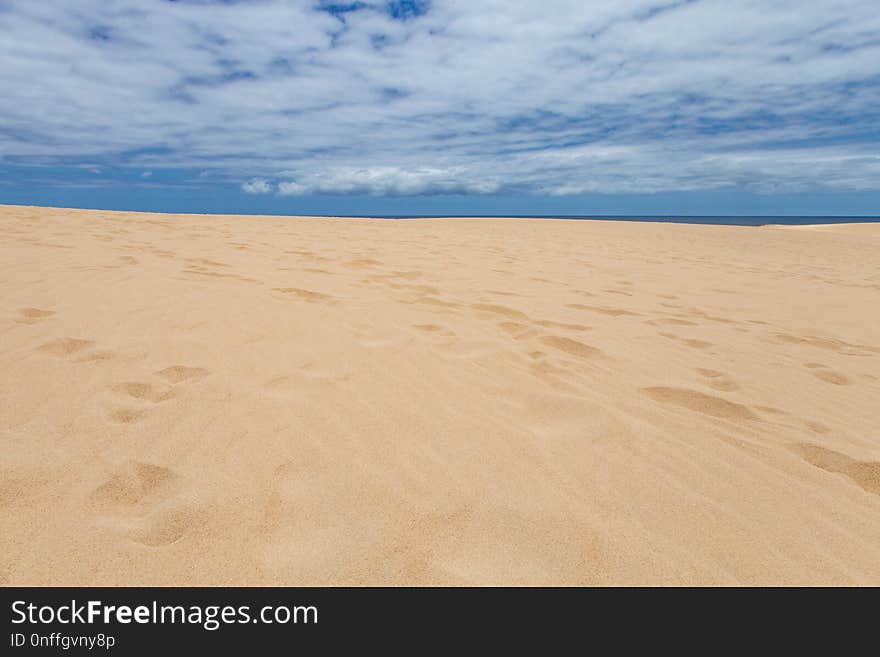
xmin=1 ymin=0 xmax=878 ymax=198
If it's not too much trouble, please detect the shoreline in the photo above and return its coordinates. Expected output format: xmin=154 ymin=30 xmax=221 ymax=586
xmin=2 ymin=203 xmax=878 ymax=227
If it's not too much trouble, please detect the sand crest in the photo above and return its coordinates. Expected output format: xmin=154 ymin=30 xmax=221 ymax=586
xmin=1 ymin=205 xmax=879 ymax=585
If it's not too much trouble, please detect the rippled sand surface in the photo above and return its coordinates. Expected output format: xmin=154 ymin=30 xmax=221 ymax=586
xmin=2 ymin=205 xmax=879 ymax=585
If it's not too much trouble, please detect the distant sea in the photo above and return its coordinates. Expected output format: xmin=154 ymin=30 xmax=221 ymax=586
xmin=368 ymin=215 xmax=880 ymax=226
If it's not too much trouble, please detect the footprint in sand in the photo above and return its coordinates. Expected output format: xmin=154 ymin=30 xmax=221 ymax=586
xmin=344 ymin=258 xmax=383 ymax=268
xmin=88 ymin=461 xmax=202 ymax=546
xmin=90 ymin=461 xmax=177 ymax=508
xmin=803 ymin=419 xmax=831 ymax=434
xmin=156 ymin=366 xmax=210 ymax=384
xmin=794 ymin=443 xmax=880 ymax=496
xmin=770 ymin=333 xmax=880 ymax=356
xmin=273 ymin=287 xmax=334 ymax=303
xmin=407 ymin=295 xmax=461 ymax=310
xmin=539 ymin=335 xmax=603 ymax=359
xmin=498 ymin=321 xmax=537 ymax=340
xmin=659 ymin=332 xmax=714 ymax=350
xmin=75 ymin=349 xmax=116 ymax=363
xmin=111 ymin=381 xmax=176 ymax=403
xmin=390 ymin=270 xmax=423 ymax=280
xmin=803 ymin=362 xmax=851 ymax=385
xmin=642 ymin=386 xmax=757 ymax=421
xmin=36 ymin=335 xmax=115 ymax=363
xmin=695 ymin=368 xmax=740 ymax=392
xmin=533 ymin=320 xmax=591 ymax=332
xmin=255 ymin=460 xmax=304 ymax=537
xmin=108 ymin=408 xmax=147 ymax=424
xmin=17 ymin=308 xmax=55 ymax=324
xmin=37 ymin=337 xmax=93 ymax=357
xmin=471 ymin=303 xmax=530 ymax=321
xmin=186 ymin=258 xmax=228 ymax=268
xmin=128 ymin=503 xmax=205 ymax=547
xmin=646 ymin=317 xmax=698 ymax=327
xmin=413 ymin=323 xmax=456 ymax=337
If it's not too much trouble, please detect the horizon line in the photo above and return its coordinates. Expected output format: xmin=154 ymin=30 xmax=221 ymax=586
xmin=3 ymin=203 xmax=879 ymax=226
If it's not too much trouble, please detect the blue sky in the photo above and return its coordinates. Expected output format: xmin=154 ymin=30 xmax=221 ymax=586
xmin=1 ymin=0 xmax=879 ymax=216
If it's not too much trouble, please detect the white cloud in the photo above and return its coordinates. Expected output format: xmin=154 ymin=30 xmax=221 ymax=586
xmin=242 ymin=178 xmax=273 ymax=194
xmin=277 ymin=166 xmax=500 ymax=195
xmin=0 ymin=0 xmax=878 ymax=195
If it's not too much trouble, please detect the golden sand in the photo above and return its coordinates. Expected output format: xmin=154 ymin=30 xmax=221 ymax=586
xmin=1 ymin=204 xmax=879 ymax=585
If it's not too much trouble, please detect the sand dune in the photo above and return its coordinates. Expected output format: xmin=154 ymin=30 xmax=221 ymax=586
xmin=1 ymin=204 xmax=879 ymax=585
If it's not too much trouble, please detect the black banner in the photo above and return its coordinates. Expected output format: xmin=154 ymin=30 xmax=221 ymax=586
xmin=1 ymin=586 xmax=872 ymax=653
